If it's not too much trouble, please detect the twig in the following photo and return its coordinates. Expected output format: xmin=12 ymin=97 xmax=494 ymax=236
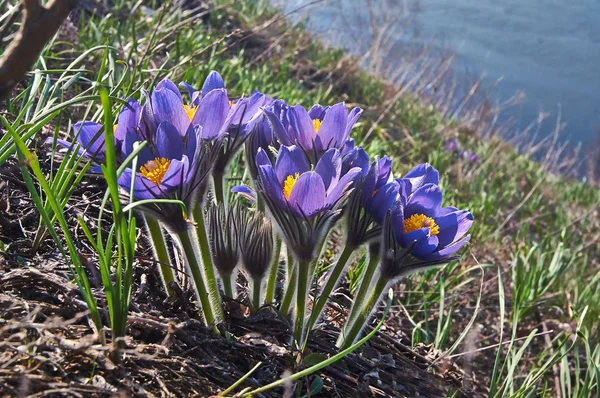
xmin=0 ymin=0 xmax=79 ymax=98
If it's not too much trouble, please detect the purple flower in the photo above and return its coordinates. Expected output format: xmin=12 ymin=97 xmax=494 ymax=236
xmin=461 ymin=150 xmax=481 ymax=164
xmin=255 ymin=145 xmax=361 ymax=260
xmin=395 ymin=163 xmax=440 ymax=199
xmin=343 ymin=146 xmax=399 ymax=246
xmin=264 ymin=100 xmax=363 ymax=162
xmin=444 ymin=138 xmax=460 ymax=153
xmin=378 ymin=183 xmax=472 ymax=279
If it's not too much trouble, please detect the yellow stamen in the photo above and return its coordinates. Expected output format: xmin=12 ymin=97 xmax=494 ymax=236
xmin=140 ymin=157 xmax=171 ymax=186
xmin=229 ymin=100 xmax=234 ymax=108
xmin=283 ymin=173 xmax=300 ymax=199
xmin=403 ymin=214 xmax=440 ymax=236
xmin=183 ymin=104 xmax=196 ymax=121
xmin=372 ymin=189 xmax=379 ymax=198
xmin=312 ymin=118 xmax=322 ymax=133
xmin=113 ymin=125 xmax=118 ymax=132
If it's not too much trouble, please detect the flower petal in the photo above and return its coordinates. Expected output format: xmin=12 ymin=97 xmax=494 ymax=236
xmin=151 ymin=85 xmax=189 ymax=137
xmin=325 ymin=166 xmax=361 ymax=207
xmin=155 ymin=79 xmax=183 ymax=101
xmin=315 ymin=148 xmax=342 ymax=192
xmin=405 ymin=183 xmax=443 ymax=218
xmin=258 ymin=162 xmax=287 ymax=210
xmin=191 ymin=88 xmax=229 ymax=140
xmin=403 ymin=163 xmax=439 ymax=192
xmin=368 ymin=180 xmax=400 ymax=224
xmin=118 ymin=168 xmax=162 ymax=200
xmin=123 ymin=130 xmax=153 ymax=166
xmin=289 ymin=105 xmax=316 ymax=150
xmin=161 ymin=156 xmax=188 ymax=191
xmin=72 ymin=121 xmax=105 ymax=159
xmin=156 ymin=121 xmax=184 ymax=160
xmin=316 ymin=102 xmax=348 ymax=150
xmin=288 ymin=171 xmax=326 ymax=217
xmin=308 ymin=104 xmax=326 ymax=120
xmin=344 ymin=107 xmax=363 ymax=138
xmin=275 ymin=145 xmax=310 ymax=186
xmin=201 ymin=71 xmax=225 ymax=96
xmin=422 ymin=235 xmax=471 ymax=261
xmin=412 ymin=235 xmax=439 ymax=258
xmin=435 ymin=210 xmax=474 ymax=248
xmin=114 ymin=99 xmax=142 ymax=143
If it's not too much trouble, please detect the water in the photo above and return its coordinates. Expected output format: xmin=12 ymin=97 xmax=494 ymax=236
xmin=275 ymin=0 xmax=600 ymax=158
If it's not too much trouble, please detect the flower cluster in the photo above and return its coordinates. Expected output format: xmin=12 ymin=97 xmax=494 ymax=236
xmin=444 ymin=138 xmax=481 ymax=164
xmin=57 ymin=71 xmax=473 ymax=348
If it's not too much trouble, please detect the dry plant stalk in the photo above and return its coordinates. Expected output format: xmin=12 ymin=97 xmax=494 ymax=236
xmin=0 ymin=0 xmax=79 ymax=98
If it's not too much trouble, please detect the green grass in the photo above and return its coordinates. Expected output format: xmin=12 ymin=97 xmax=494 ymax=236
xmin=1 ymin=0 xmax=599 ymax=395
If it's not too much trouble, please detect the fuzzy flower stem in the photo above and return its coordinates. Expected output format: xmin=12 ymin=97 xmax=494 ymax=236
xmin=221 ymin=273 xmax=235 ymax=299
xmin=307 ymin=244 xmax=356 ymax=332
xmin=175 ymin=228 xmax=218 ymax=334
xmin=264 ymin=236 xmax=282 ymax=306
xmin=192 ymin=206 xmax=225 ymax=323
xmin=251 ymin=278 xmax=263 ymax=314
xmin=279 ymin=255 xmax=296 ymax=316
xmin=293 ymin=258 xmax=312 ymax=347
xmin=144 ymin=216 xmax=178 ymax=299
xmin=213 ymin=171 xmax=226 ymax=206
xmin=343 ymin=243 xmax=381 ymax=330
xmin=337 ymin=274 xmax=388 ymax=350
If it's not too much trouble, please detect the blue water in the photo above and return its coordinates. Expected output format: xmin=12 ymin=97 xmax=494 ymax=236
xmin=275 ymin=0 xmax=600 ymax=154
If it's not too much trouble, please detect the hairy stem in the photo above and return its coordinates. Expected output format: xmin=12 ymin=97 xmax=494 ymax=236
xmin=251 ymin=277 xmax=262 ymax=314
xmin=213 ymin=171 xmax=226 ymax=206
xmin=221 ymin=273 xmax=235 ymax=299
xmin=307 ymin=244 xmax=356 ymax=331
xmin=264 ymin=236 xmax=282 ymax=306
xmin=344 ymin=244 xmax=381 ymax=329
xmin=279 ymin=257 xmax=296 ymax=316
xmin=192 ymin=206 xmax=224 ymax=323
xmin=293 ymin=259 xmax=311 ymax=347
xmin=175 ymin=228 xmax=218 ymax=333
xmin=144 ymin=216 xmax=177 ymax=298
xmin=337 ymin=275 xmax=388 ymax=350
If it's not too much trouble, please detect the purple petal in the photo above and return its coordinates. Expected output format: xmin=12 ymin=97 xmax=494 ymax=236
xmin=405 ymin=183 xmax=443 ymax=218
xmin=275 ymin=145 xmax=310 ymax=186
xmin=264 ymin=107 xmax=292 ymax=146
xmin=315 ymin=148 xmax=342 ymax=192
xmin=308 ymin=104 xmax=326 ymax=120
xmin=375 ymin=156 xmax=393 ymax=187
xmin=234 ymin=91 xmax=267 ymax=125
xmin=201 ymin=71 xmax=225 ymax=96
xmin=191 ymin=88 xmax=229 ymax=140
xmin=422 ymin=235 xmax=471 ymax=261
xmin=390 ymin=200 xmax=405 ymax=242
xmin=160 ymin=157 xmax=188 ymax=190
xmin=151 ymin=86 xmax=189 ymax=137
xmin=325 ymin=166 xmax=361 ymax=207
xmin=118 ymin=169 xmax=162 ymax=200
xmin=156 ymin=122 xmax=184 ymax=160
xmin=258 ymin=162 xmax=287 ymax=210
xmin=72 ymin=121 xmax=105 ymax=158
xmin=344 ymin=107 xmax=363 ymax=137
xmin=288 ymin=172 xmax=326 ymax=217
xmin=368 ymin=181 xmax=400 ymax=224
xmin=114 ymin=99 xmax=142 ymax=143
xmin=256 ymin=147 xmax=272 ymax=168
xmin=404 ymin=163 xmax=439 ymax=192
xmin=401 ymin=228 xmax=429 ymax=248
xmin=156 ymin=79 xmax=183 ymax=101
xmin=179 ymin=82 xmax=196 ymax=100
xmin=231 ymin=185 xmax=257 ymax=202
xmin=289 ymin=105 xmax=316 ymax=150
xmin=122 ymin=130 xmax=153 ymax=166
xmin=317 ymin=103 xmax=348 ymax=150
xmin=435 ymin=210 xmax=474 ymax=247
xmin=412 ymin=235 xmax=439 ymax=258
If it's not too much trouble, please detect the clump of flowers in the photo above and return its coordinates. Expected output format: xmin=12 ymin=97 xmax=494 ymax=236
xmin=57 ymin=71 xmax=473 ymax=349
xmin=444 ymin=138 xmax=481 ymax=164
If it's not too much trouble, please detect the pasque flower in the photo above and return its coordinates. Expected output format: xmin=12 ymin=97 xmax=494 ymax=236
xmin=264 ymin=100 xmax=362 ymax=162
xmin=379 ymin=183 xmax=473 ymax=279
xmin=255 ymin=145 xmax=361 ymax=244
